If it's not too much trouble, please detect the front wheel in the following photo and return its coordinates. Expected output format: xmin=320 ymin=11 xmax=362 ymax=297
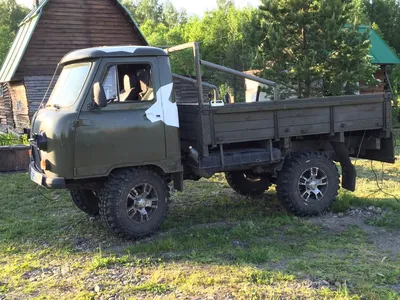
xmin=100 ymin=168 xmax=169 ymax=239
xmin=276 ymin=152 xmax=340 ymax=216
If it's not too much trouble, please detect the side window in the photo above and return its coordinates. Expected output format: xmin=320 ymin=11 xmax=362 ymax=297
xmin=102 ymin=66 xmax=118 ymax=102
xmin=101 ymin=63 xmax=154 ymax=104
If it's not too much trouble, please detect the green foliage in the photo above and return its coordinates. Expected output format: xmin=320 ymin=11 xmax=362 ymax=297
xmin=122 ymin=0 xmax=187 ymax=27
xmin=363 ymin=0 xmax=400 ymax=53
xmin=128 ymin=0 xmax=262 ymax=101
xmin=393 ymin=105 xmax=400 ymax=128
xmin=1 ymin=0 xmax=400 ymax=103
xmin=259 ymin=0 xmax=377 ymax=98
xmin=361 ymin=1 xmax=400 ymax=105
xmin=350 ymin=0 xmax=370 ymax=25
xmin=0 ymin=0 xmax=29 ymax=66
xmin=0 ymin=133 xmax=28 ymax=146
xmin=183 ymin=2 xmax=262 ymax=101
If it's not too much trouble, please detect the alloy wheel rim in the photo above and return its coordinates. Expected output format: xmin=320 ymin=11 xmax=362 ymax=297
xmin=126 ymin=183 xmax=159 ymax=223
xmin=298 ymin=167 xmax=328 ymax=204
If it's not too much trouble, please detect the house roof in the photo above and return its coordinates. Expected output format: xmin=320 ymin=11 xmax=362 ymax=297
xmin=358 ymin=26 xmax=400 ymax=65
xmin=60 ymin=46 xmax=167 ymax=65
xmin=0 ymin=0 xmax=148 ymax=83
xmin=0 ymin=12 xmax=41 ymax=83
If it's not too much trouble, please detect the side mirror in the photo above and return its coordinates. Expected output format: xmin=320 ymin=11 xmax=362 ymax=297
xmin=93 ymin=82 xmax=107 ymax=108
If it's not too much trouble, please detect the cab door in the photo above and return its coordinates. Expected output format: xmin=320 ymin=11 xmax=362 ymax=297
xmin=73 ymin=57 xmax=166 ymax=178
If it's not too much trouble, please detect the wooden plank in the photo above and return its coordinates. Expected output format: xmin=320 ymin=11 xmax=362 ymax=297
xmin=334 ymin=118 xmax=383 ymax=131
xmin=8 ymin=82 xmax=29 ymax=130
xmin=212 ymin=94 xmax=383 ymax=114
xmin=180 ymin=121 xmax=211 ymax=135
xmin=203 ymin=132 xmax=212 ymax=145
xmin=279 ymin=123 xmax=331 ymax=137
xmin=277 ymin=107 xmax=329 ymax=118
xmin=215 ymin=119 xmax=274 ymax=133
xmin=177 ymin=113 xmax=197 ymax=123
xmin=279 ymin=114 xmax=330 ymax=127
xmin=215 ymin=128 xmax=275 ymax=143
xmin=179 ymin=130 xmax=196 ymax=141
xmin=334 ymin=110 xmax=383 ymax=122
xmin=334 ymin=103 xmax=382 ymax=114
xmin=213 ymin=111 xmax=274 ymax=123
xmin=177 ymin=104 xmax=199 ymax=113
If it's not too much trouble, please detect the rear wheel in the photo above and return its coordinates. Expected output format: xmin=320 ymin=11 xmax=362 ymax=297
xmin=276 ymin=152 xmax=340 ymax=216
xmin=99 ymin=168 xmax=169 ymax=240
xmin=69 ymin=189 xmax=100 ymax=217
xmin=226 ymin=171 xmax=272 ymax=196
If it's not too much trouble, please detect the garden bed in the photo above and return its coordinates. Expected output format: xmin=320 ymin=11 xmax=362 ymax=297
xmin=0 ymin=145 xmax=30 ymax=172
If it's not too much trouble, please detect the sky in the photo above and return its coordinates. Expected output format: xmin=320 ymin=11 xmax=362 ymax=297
xmin=16 ymin=0 xmax=261 ymax=16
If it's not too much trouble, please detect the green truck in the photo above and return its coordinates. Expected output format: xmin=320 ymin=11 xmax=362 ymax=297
xmin=28 ymin=42 xmax=396 ymax=239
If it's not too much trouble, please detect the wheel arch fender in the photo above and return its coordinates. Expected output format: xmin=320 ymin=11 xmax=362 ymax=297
xmin=330 ymin=142 xmax=356 ymax=192
xmin=108 ymin=164 xmax=167 ymax=177
xmin=107 ymin=164 xmax=184 ymax=191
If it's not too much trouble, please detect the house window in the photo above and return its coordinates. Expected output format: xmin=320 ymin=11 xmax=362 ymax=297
xmin=0 ymin=85 xmax=3 ymax=98
xmin=101 ymin=63 xmax=154 ymax=104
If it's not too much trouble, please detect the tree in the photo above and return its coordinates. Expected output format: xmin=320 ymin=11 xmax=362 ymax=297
xmin=123 ymin=0 xmax=186 ymax=27
xmin=259 ymin=0 xmax=377 ymax=98
xmin=182 ymin=1 xmax=262 ymax=101
xmin=128 ymin=0 xmax=163 ymax=24
xmin=0 ymin=0 xmax=29 ymax=66
xmin=351 ymin=0 xmax=370 ymax=25
xmin=363 ymin=0 xmax=400 ymax=52
xmin=162 ymin=0 xmax=187 ymax=26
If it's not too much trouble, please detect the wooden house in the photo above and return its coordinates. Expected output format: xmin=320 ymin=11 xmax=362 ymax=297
xmin=0 ymin=0 xmax=148 ymax=130
xmin=358 ymin=26 xmax=400 ymax=95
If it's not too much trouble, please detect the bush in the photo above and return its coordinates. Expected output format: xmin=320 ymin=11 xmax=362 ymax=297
xmin=0 ymin=134 xmax=29 ymax=146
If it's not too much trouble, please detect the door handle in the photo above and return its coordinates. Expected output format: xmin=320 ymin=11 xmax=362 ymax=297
xmin=73 ymin=119 xmax=91 ymax=127
xmin=144 ymin=114 xmax=161 ymax=119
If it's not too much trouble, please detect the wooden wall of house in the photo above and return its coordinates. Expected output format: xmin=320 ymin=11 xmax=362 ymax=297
xmin=24 ymin=76 xmax=57 ymax=120
xmin=8 ymin=81 xmax=29 ymax=130
xmin=14 ymin=0 xmax=147 ymax=79
xmin=360 ymin=65 xmax=386 ymax=94
xmin=0 ymin=83 xmax=14 ymax=128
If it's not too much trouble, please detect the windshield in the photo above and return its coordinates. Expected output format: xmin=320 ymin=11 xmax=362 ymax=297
xmin=47 ymin=62 xmax=91 ymax=108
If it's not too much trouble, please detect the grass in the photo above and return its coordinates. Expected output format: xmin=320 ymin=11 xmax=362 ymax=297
xmin=0 ymin=131 xmax=399 ymax=299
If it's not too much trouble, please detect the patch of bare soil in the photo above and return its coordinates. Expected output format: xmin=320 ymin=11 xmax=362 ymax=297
xmin=309 ymin=207 xmax=400 ymax=255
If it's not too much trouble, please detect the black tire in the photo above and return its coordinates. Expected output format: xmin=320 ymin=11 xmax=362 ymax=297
xmin=226 ymin=171 xmax=272 ymax=196
xmin=99 ymin=168 xmax=169 ymax=240
xmin=69 ymin=189 xmax=100 ymax=217
xmin=277 ymin=152 xmax=340 ymax=216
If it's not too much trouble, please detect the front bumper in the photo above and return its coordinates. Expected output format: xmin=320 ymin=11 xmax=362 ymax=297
xmin=29 ymin=162 xmax=66 ymax=189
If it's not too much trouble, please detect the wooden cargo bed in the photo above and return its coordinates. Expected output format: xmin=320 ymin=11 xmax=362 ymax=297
xmin=178 ymin=93 xmax=392 ymax=156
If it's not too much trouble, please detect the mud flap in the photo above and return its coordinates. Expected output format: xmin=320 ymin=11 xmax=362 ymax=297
xmin=330 ymin=142 xmax=357 ymax=192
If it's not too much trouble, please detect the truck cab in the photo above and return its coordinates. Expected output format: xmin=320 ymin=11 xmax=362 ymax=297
xmin=29 ymin=43 xmax=396 ymax=240
xmin=30 ymin=46 xmax=182 ymax=188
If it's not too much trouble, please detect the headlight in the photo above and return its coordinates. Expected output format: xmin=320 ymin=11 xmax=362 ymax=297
xmin=34 ymin=132 xmax=48 ymax=151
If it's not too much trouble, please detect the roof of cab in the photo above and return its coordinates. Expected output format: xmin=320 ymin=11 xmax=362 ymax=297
xmin=60 ymin=46 xmax=167 ymax=65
